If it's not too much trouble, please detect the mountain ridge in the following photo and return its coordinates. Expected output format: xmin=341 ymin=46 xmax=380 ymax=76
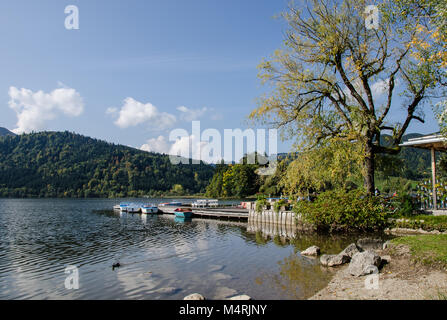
xmin=0 ymin=127 xmax=16 ymax=137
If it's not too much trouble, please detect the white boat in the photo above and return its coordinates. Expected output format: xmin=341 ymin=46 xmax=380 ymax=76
xmin=126 ymin=204 xmax=141 ymax=213
xmin=141 ymin=204 xmax=158 ymax=214
xmin=159 ymin=201 xmax=182 ymax=207
xmin=118 ymin=203 xmax=129 ymax=212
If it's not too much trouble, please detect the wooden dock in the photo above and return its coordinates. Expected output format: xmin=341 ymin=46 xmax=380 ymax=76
xmin=159 ymin=207 xmax=249 ymax=221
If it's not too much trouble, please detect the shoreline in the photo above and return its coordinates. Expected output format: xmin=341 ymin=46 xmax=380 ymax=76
xmin=309 ymin=244 xmax=447 ymax=300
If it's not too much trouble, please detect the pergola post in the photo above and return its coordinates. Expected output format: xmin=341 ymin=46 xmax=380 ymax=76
xmin=431 ymin=148 xmax=437 ymax=210
xmin=399 ymin=134 xmax=447 ymax=212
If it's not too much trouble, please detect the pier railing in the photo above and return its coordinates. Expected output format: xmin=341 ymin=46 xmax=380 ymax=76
xmin=247 ymin=210 xmax=300 ymax=239
xmin=248 ymin=209 xmax=298 ymax=225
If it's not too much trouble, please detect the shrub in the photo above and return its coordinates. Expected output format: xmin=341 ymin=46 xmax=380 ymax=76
xmin=273 ymin=199 xmax=287 ymax=213
xmin=256 ymin=194 xmax=268 ymax=213
xmin=391 ymin=193 xmax=417 ymax=217
xmin=293 ymin=189 xmax=393 ymax=232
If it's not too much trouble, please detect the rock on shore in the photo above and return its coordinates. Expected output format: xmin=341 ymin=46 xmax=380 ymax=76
xmin=301 ymin=245 xmax=321 ymax=256
xmin=184 ymin=293 xmax=205 ymax=300
xmin=347 ymin=250 xmax=382 ymax=277
xmin=320 ymin=253 xmax=350 ymax=267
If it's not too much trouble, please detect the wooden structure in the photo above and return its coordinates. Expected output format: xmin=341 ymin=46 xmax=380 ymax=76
xmin=159 ymin=207 xmax=249 ymax=220
xmin=400 ymin=133 xmax=447 ymax=210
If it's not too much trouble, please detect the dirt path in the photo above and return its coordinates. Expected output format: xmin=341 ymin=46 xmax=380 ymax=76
xmin=309 ymin=245 xmax=447 ymax=300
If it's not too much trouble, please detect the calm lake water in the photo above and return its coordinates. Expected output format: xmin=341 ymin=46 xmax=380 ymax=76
xmin=0 ymin=198 xmax=371 ymax=300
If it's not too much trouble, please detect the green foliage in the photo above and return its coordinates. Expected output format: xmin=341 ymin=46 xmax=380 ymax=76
xmin=393 ymin=215 xmax=447 ymax=232
xmin=250 ymin=0 xmax=443 ymax=194
xmin=391 ymin=235 xmax=447 ymax=268
xmin=375 ymin=176 xmax=416 ymax=195
xmin=391 ymin=193 xmax=417 ymax=217
xmin=376 ymin=134 xmax=431 ymax=181
xmin=273 ymin=199 xmax=287 ymax=213
xmin=205 ymin=154 xmax=263 ymax=198
xmin=255 ymin=194 xmax=268 ymax=213
xmin=293 ymin=189 xmax=393 ymax=232
xmin=280 ymin=139 xmax=364 ymax=195
xmin=170 ymin=184 xmax=185 ymax=196
xmin=0 ymin=131 xmax=214 ymax=198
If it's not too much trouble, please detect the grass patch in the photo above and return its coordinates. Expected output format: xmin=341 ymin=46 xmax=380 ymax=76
xmin=391 ymin=235 xmax=447 ymax=268
xmin=394 ymin=215 xmax=447 ymax=232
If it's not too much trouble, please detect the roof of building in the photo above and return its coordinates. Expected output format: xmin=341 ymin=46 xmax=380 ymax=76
xmin=399 ymin=133 xmax=447 ymax=151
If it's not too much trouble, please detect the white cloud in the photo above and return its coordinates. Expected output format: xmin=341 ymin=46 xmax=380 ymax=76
xmin=370 ymin=78 xmax=400 ymax=97
xmin=112 ymin=97 xmax=177 ymax=130
xmin=106 ymin=107 xmax=118 ymax=115
xmin=8 ymin=86 xmax=84 ymax=134
xmin=170 ymin=134 xmax=209 ymax=160
xmin=177 ymin=106 xmax=208 ymax=121
xmin=140 ymin=134 xmax=211 ymax=161
xmin=341 ymin=78 xmax=399 ymax=103
xmin=140 ymin=135 xmax=172 ymax=154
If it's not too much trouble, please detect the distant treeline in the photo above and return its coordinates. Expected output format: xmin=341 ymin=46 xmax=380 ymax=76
xmin=0 ymin=131 xmax=433 ymax=199
xmin=205 ymin=134 xmax=433 ymax=198
xmin=0 ymin=131 xmax=214 ymax=198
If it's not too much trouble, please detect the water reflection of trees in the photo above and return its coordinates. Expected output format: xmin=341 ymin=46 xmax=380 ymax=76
xmin=269 ymin=253 xmax=335 ymax=299
xmin=246 ymin=220 xmax=390 ymax=254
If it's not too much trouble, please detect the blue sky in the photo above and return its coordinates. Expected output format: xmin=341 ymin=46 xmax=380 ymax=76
xmin=0 ymin=0 xmax=440 ymax=157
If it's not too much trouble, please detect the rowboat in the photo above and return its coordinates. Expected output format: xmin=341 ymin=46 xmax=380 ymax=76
xmin=116 ymin=203 xmax=129 ymax=212
xmin=126 ymin=204 xmax=141 ymax=213
xmin=141 ymin=204 xmax=158 ymax=214
xmin=174 ymin=208 xmax=193 ymax=219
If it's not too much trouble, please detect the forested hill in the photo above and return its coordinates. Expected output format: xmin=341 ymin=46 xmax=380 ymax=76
xmin=0 ymin=127 xmax=15 ymax=137
xmin=378 ymin=133 xmax=432 ymax=179
xmin=0 ymin=131 xmax=214 ymax=198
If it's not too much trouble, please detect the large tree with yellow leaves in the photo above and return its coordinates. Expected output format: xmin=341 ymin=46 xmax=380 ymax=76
xmin=250 ymin=0 xmax=445 ymax=194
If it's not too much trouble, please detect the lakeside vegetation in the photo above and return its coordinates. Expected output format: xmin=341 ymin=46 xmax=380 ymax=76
xmin=391 ymin=235 xmax=447 ymax=268
xmin=393 ymin=215 xmax=447 ymax=232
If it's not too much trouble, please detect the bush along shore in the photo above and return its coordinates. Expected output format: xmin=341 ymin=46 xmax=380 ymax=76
xmin=306 ymin=236 xmax=447 ymax=300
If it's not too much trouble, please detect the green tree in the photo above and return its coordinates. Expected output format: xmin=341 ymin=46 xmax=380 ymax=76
xmin=250 ymin=0 xmax=443 ymax=194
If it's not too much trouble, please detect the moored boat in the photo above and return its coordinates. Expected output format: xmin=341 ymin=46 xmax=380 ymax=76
xmin=159 ymin=201 xmax=183 ymax=207
xmin=118 ymin=203 xmax=129 ymax=212
xmin=174 ymin=208 xmax=193 ymax=219
xmin=141 ymin=204 xmax=158 ymax=214
xmin=126 ymin=204 xmax=141 ymax=213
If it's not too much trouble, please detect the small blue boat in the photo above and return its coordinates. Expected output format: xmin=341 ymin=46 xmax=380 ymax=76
xmin=174 ymin=217 xmax=192 ymax=223
xmin=174 ymin=208 xmax=193 ymax=219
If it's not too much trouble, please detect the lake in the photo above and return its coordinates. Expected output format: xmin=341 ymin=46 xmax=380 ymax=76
xmin=0 ymin=198 xmax=365 ymax=300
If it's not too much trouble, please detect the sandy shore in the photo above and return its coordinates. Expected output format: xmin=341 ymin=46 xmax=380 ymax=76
xmin=309 ymin=244 xmax=447 ymax=300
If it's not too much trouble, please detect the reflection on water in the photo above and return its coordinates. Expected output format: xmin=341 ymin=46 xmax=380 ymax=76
xmin=0 ymin=198 xmax=372 ymax=300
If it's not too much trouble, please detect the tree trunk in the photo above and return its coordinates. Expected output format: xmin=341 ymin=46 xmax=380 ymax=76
xmin=363 ymin=142 xmax=375 ymax=195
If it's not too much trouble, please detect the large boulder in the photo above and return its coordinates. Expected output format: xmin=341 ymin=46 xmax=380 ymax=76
xmin=320 ymin=253 xmax=350 ymax=267
xmin=339 ymin=243 xmax=361 ymax=258
xmin=356 ymin=238 xmax=384 ymax=251
xmin=348 ymin=250 xmax=382 ymax=277
xmin=301 ymin=245 xmax=321 ymax=256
